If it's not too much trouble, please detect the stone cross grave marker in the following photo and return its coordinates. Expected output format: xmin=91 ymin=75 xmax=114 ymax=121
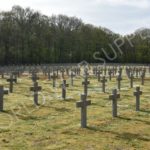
xmin=76 ymin=94 xmax=91 ymax=128
xmin=7 ymin=74 xmax=17 ymax=93
xmin=130 ymin=73 xmax=134 ymax=88
xmin=84 ymin=68 xmax=89 ymax=78
xmin=0 ymin=69 xmax=4 ymax=79
xmin=134 ymin=86 xmax=142 ymax=111
xmin=116 ymin=75 xmax=122 ymax=90
xmin=42 ymin=67 xmax=47 ymax=76
xmin=108 ymin=69 xmax=112 ymax=81
xmin=0 ymin=86 xmax=8 ymax=111
xmin=70 ymin=71 xmax=75 ymax=86
xmin=104 ymin=67 xmax=107 ymax=76
xmin=61 ymin=80 xmax=69 ymax=99
xmin=77 ymin=67 xmax=81 ymax=75
xmin=126 ymin=67 xmax=130 ymax=78
xmin=93 ymin=67 xmax=96 ymax=76
xmin=114 ymin=67 xmax=117 ymax=75
xmin=51 ymin=73 xmax=57 ymax=87
xmin=118 ymin=68 xmax=122 ymax=77
xmin=97 ymin=70 xmax=102 ymax=82
xmin=48 ymin=69 xmax=51 ymax=81
xmin=112 ymin=67 xmax=115 ymax=77
xmin=31 ymin=72 xmax=39 ymax=83
xmin=135 ymin=68 xmax=139 ymax=78
xmin=141 ymin=70 xmax=145 ymax=85
xmin=101 ymin=76 xmax=107 ymax=93
xmin=30 ymin=82 xmax=42 ymax=105
xmin=82 ymin=76 xmax=90 ymax=97
xmin=66 ymin=68 xmax=70 ymax=76
xmin=60 ymin=68 xmax=65 ymax=79
xmin=56 ymin=68 xmax=59 ymax=77
xmin=109 ymin=89 xmax=120 ymax=117
xmin=12 ymin=72 xmax=18 ymax=83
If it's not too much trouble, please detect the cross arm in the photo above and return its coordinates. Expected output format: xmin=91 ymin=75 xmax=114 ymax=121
xmin=134 ymin=91 xmax=142 ymax=96
xmin=76 ymin=100 xmax=91 ymax=108
xmin=4 ymin=89 xmax=8 ymax=95
xmin=30 ymin=86 xmax=42 ymax=92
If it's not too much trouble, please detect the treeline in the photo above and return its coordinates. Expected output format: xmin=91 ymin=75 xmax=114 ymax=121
xmin=0 ymin=5 xmax=150 ymax=65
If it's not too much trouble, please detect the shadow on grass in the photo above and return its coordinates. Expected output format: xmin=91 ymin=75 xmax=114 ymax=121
xmin=140 ymin=109 xmax=150 ymax=113
xmin=87 ymin=126 xmax=150 ymax=142
xmin=40 ymin=105 xmax=72 ymax=112
xmin=62 ymin=98 xmax=76 ymax=103
xmin=118 ymin=116 xmax=150 ymax=125
xmin=116 ymin=132 xmax=150 ymax=142
xmin=54 ymin=107 xmax=71 ymax=112
xmin=0 ymin=110 xmax=11 ymax=114
xmin=1 ymin=110 xmax=44 ymax=121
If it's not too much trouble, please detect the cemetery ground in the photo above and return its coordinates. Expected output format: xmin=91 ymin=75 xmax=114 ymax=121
xmin=0 ymin=71 xmax=150 ymax=150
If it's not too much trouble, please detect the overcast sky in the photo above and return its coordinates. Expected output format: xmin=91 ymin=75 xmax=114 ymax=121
xmin=0 ymin=0 xmax=149 ymax=35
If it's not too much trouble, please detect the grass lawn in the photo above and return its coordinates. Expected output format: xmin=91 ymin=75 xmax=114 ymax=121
xmin=0 ymin=69 xmax=150 ymax=150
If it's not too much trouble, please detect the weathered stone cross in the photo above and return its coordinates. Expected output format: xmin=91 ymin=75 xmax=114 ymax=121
xmin=51 ymin=73 xmax=57 ymax=87
xmin=84 ymin=68 xmax=89 ymax=78
xmin=116 ymin=75 xmax=122 ymax=90
xmin=135 ymin=68 xmax=139 ymax=78
xmin=12 ymin=72 xmax=18 ymax=83
xmin=97 ymin=70 xmax=102 ymax=82
xmin=118 ymin=68 xmax=122 ymax=77
xmin=7 ymin=74 xmax=17 ymax=93
xmin=141 ymin=71 xmax=145 ymax=85
xmin=60 ymin=69 xmax=65 ymax=79
xmin=0 ymin=86 xmax=8 ymax=111
xmin=134 ymin=86 xmax=142 ymax=111
xmin=30 ymin=82 xmax=42 ymax=105
xmin=82 ymin=77 xmax=90 ymax=97
xmin=31 ymin=73 xmax=39 ymax=83
xmin=76 ymin=94 xmax=91 ymax=128
xmin=108 ymin=69 xmax=112 ymax=81
xmin=101 ymin=76 xmax=107 ymax=93
xmin=48 ymin=69 xmax=51 ymax=81
xmin=61 ymin=80 xmax=69 ymax=99
xmin=109 ymin=89 xmax=120 ymax=117
xmin=104 ymin=67 xmax=107 ymax=76
xmin=130 ymin=73 xmax=134 ymax=88
xmin=70 ymin=72 xmax=75 ymax=86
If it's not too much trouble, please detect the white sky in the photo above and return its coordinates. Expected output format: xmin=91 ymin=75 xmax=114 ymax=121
xmin=0 ymin=0 xmax=150 ymax=35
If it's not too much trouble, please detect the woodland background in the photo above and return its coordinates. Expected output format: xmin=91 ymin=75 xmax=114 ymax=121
xmin=0 ymin=6 xmax=150 ymax=65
